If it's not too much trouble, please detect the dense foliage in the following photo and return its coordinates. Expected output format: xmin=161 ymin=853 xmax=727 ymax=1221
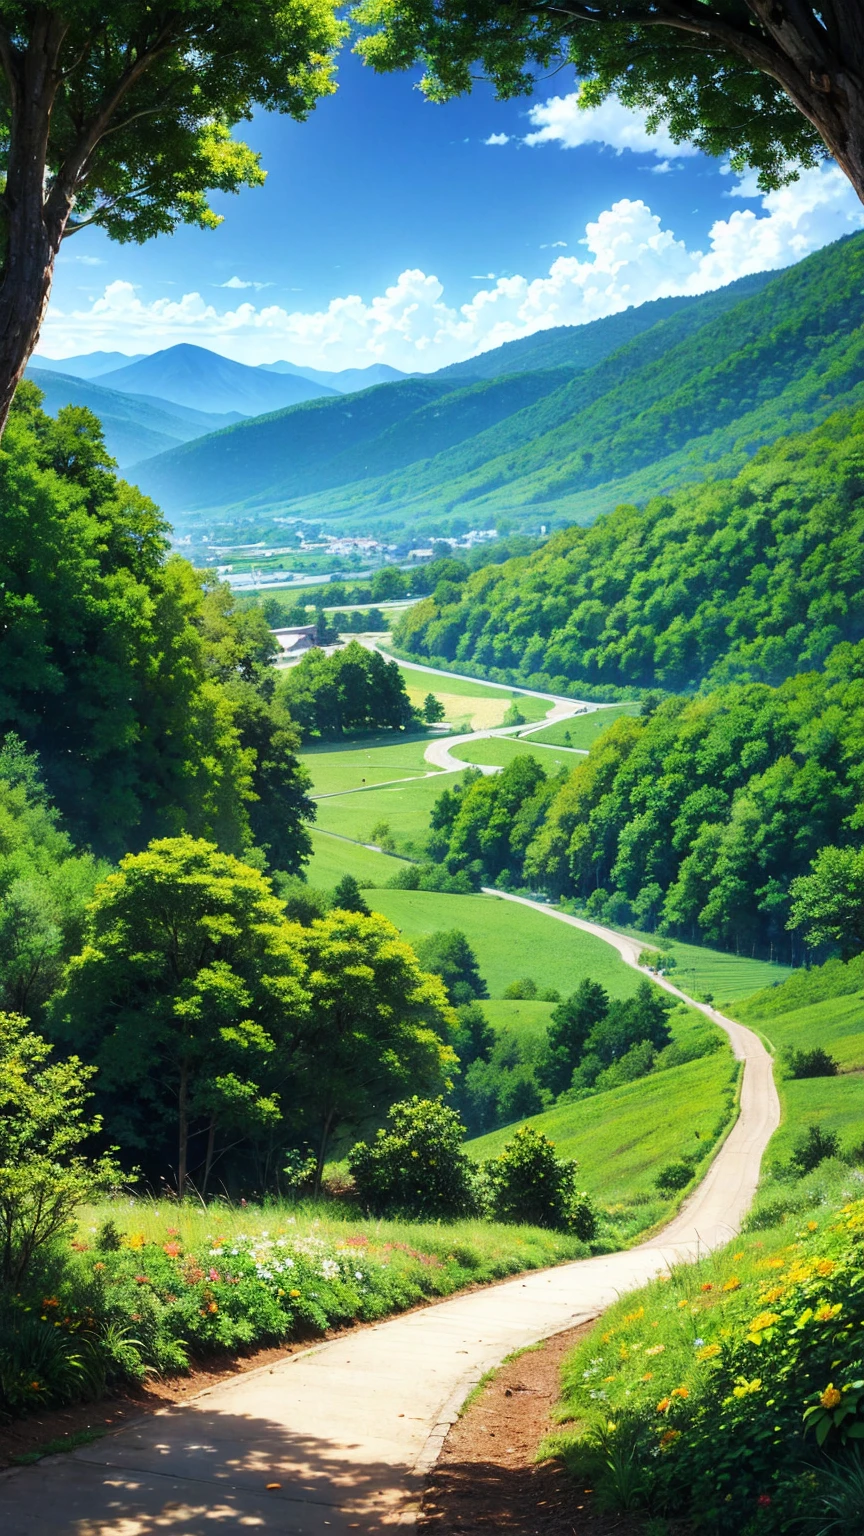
xmin=275 ymin=639 xmax=416 ymax=738
xmin=427 ymin=649 xmax=864 ymax=959
xmin=48 ymin=839 xmax=456 ymax=1194
xmin=394 ymin=404 xmax=864 ymax=694
xmin=479 ymin=1125 xmax=596 ymax=1237
xmin=349 ymin=1097 xmax=478 ymax=1218
xmin=1 ymin=385 xmax=314 ymax=864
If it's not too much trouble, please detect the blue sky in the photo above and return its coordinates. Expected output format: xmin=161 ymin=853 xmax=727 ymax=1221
xmin=40 ymin=50 xmax=863 ymax=372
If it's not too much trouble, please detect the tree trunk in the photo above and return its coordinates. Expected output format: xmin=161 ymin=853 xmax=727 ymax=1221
xmin=314 ymin=1110 xmax=335 ymax=1198
xmin=178 ymin=1062 xmax=189 ymax=1197
xmin=202 ymin=1116 xmax=217 ymax=1197
xmin=0 ymin=21 xmax=72 ymax=439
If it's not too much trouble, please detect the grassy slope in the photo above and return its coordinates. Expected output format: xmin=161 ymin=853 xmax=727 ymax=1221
xmin=481 ymin=998 xmax=557 ymax=1045
xmin=304 ymin=828 xmax=408 ymax=887
xmin=731 ymin=957 xmax=864 ymax=1166
xmin=368 ymin=888 xmax=642 ymax=1000
xmin=467 ymin=1049 xmax=738 ymax=1207
xmin=313 ymin=772 xmax=462 ymax=856
xmin=301 ymin=735 xmax=439 ymax=795
xmin=632 ymin=931 xmax=791 ymax=1002
xmin=528 ymin=704 xmax=641 ymax=748
xmin=448 ymin=736 xmax=582 ymax=772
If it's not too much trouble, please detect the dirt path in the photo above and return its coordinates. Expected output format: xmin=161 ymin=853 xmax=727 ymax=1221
xmin=0 ymin=911 xmax=779 ymax=1535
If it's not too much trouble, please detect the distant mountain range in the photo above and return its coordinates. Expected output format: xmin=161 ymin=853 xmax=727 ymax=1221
xmin=260 ymin=360 xmax=409 ymax=393
xmin=25 ymin=367 xmax=242 ymax=466
xmin=95 ymin=344 xmax=336 ymax=416
xmin=33 ymin=240 xmax=864 ymax=534
xmin=31 ymin=350 xmax=147 ymax=379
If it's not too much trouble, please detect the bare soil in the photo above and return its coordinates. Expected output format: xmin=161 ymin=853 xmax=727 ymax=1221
xmin=420 ymin=1325 xmax=685 ymax=1536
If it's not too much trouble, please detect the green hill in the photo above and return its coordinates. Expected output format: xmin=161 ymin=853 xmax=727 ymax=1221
xmin=129 ymin=238 xmax=864 ymax=536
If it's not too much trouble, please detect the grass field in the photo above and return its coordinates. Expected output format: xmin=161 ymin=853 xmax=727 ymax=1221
xmin=527 ymin=703 xmax=640 ymax=748
xmin=313 ymin=772 xmax=460 ymax=857
xmin=301 ymin=735 xmax=440 ymax=796
xmin=448 ymin=736 xmax=582 ymax=773
xmin=625 ymin=929 xmax=791 ymax=1002
xmin=397 ymin=663 xmax=550 ymax=731
xmin=467 ymin=1049 xmax=738 ymax=1209
xmin=482 ymin=998 xmax=557 ymax=1045
xmin=304 ymin=827 xmax=409 ymax=888
xmin=368 ymin=888 xmax=642 ymax=1001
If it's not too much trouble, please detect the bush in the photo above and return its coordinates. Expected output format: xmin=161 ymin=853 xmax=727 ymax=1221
xmin=481 ymin=1126 xmax=596 ymax=1237
xmin=348 ymin=1098 xmax=478 ymax=1218
xmin=654 ymin=1156 xmax=698 ymax=1193
xmin=790 ymin=1123 xmax=842 ymax=1176
xmin=503 ymin=976 xmax=538 ymax=999
xmin=786 ymin=1047 xmax=839 ymax=1079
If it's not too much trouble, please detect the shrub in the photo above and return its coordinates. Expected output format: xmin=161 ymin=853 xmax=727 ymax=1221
xmin=481 ymin=1126 xmax=596 ymax=1237
xmin=348 ymin=1098 xmax=478 ymax=1219
xmin=654 ymin=1156 xmax=698 ymax=1193
xmin=786 ymin=1047 xmax=839 ymax=1079
xmin=503 ymin=976 xmax=538 ymax=999
xmin=0 ymin=1013 xmax=119 ymax=1288
xmin=791 ymin=1124 xmax=842 ymax=1176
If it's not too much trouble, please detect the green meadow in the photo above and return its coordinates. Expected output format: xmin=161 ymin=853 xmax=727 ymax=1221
xmin=448 ymin=735 xmax=582 ymax=772
xmin=467 ymin=1049 xmax=738 ymax=1208
xmin=313 ymin=772 xmax=461 ymax=856
xmin=481 ymin=998 xmax=557 ymax=1046
xmin=301 ymin=734 xmax=440 ymax=795
xmin=367 ymin=888 xmax=642 ymax=1000
xmin=632 ymin=930 xmax=791 ymax=1001
xmin=527 ymin=702 xmax=640 ymax=748
xmin=304 ymin=828 xmax=409 ymax=887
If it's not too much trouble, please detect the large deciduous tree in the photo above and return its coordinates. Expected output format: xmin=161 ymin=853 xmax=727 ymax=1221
xmin=0 ymin=1 xmax=344 ymax=434
xmin=355 ymin=2 xmax=864 ymax=204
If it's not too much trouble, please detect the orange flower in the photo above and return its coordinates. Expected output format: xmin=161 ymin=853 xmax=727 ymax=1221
xmin=163 ymin=1241 xmax=182 ymax=1258
xmin=656 ymin=1397 xmax=671 ymax=1414
xmin=816 ymin=1259 xmax=836 ymax=1277
xmin=659 ymin=1429 xmax=680 ymax=1447
xmin=701 ymin=1282 xmax=713 ymax=1292
xmin=672 ymin=1386 xmax=689 ymax=1399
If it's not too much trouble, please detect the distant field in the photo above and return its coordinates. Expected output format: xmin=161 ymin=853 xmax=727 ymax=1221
xmin=631 ymin=930 xmax=791 ymax=1002
xmin=304 ymin=828 xmax=408 ymax=888
xmin=367 ymin=888 xmax=641 ymax=1001
xmin=313 ymin=773 xmax=460 ymax=857
xmin=449 ymin=736 xmax=580 ymax=773
xmin=768 ymin=1076 xmax=864 ymax=1167
xmin=397 ymin=664 xmax=549 ymax=731
xmin=527 ymin=703 xmax=640 ymax=748
xmin=467 ymin=1050 xmax=738 ymax=1206
xmin=301 ymin=735 xmax=439 ymax=796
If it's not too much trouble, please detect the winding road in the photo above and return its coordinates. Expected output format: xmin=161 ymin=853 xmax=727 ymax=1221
xmin=1 ymin=895 xmax=780 ymax=1536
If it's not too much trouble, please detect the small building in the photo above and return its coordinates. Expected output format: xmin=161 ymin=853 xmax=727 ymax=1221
xmin=271 ymin=624 xmax=317 ymax=657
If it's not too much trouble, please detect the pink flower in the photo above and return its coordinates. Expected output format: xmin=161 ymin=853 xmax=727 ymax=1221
xmin=208 ymin=1267 xmax=220 ymax=1283
xmin=758 ymin=1495 xmax=772 ymax=1508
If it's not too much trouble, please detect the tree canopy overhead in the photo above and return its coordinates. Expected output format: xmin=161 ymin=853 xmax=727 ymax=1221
xmin=354 ymin=2 xmax=864 ymax=203
xmin=0 ymin=0 xmax=345 ymax=431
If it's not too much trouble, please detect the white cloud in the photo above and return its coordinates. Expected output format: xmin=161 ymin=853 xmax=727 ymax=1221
xmin=39 ymin=164 xmax=864 ymax=371
xmin=484 ymin=132 xmax=510 ymax=146
xmin=525 ymin=94 xmax=699 ymax=161
xmin=218 ymin=275 xmax=271 ymax=290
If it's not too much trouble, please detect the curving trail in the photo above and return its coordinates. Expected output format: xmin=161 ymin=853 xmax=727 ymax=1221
xmin=0 ymin=905 xmax=779 ymax=1536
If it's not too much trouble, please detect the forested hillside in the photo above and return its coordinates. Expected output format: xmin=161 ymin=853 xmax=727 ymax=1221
xmin=425 ymin=647 xmax=864 ymax=961
xmin=131 ymin=235 xmax=864 ymax=536
xmin=393 ymin=406 xmax=864 ymax=692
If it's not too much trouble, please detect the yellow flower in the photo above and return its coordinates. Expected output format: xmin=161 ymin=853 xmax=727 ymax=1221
xmin=722 ymin=1276 xmax=740 ymax=1292
xmin=124 ymin=1232 xmax=146 ymax=1251
xmin=815 ymin=1303 xmax=842 ymax=1322
xmin=748 ymin=1312 xmax=780 ymax=1334
xmin=807 ymin=1221 xmax=819 ymax=1232
xmin=697 ymin=1344 xmax=721 ymax=1362
xmin=816 ymin=1259 xmax=836 ymax=1277
xmin=761 ymin=1286 xmax=785 ymax=1304
xmin=289 ymin=1289 xmax=301 ymax=1298
xmin=623 ymin=1306 xmax=645 ymax=1324
xmin=641 ymin=1372 xmax=654 ymax=1382
xmin=677 ymin=1298 xmax=690 ymax=1310
xmin=672 ymin=1386 xmax=689 ymax=1399
xmin=656 ymin=1397 xmax=672 ymax=1414
xmin=820 ymin=1385 xmax=842 ymax=1410
xmin=733 ymin=1252 xmax=744 ymax=1261
xmin=731 ymin=1377 xmax=762 ymax=1398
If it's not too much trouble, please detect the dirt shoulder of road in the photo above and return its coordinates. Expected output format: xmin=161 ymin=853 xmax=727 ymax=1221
xmin=419 ymin=1323 xmax=691 ymax=1536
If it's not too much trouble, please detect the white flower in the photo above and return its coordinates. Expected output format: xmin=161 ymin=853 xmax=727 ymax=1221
xmin=320 ymin=1259 xmax=340 ymax=1280
xmin=693 ymin=1338 xmax=705 ymax=1348
xmin=355 ymin=1271 xmax=363 ymax=1280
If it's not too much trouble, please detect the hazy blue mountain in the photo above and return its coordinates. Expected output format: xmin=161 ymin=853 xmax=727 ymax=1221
xmin=260 ymin=359 xmax=409 ymax=392
xmin=27 ymin=367 xmax=242 ymax=467
xmin=31 ymin=350 xmax=147 ymax=379
xmin=95 ymin=343 xmax=338 ymax=416
xmin=127 ymin=242 xmax=857 ymax=534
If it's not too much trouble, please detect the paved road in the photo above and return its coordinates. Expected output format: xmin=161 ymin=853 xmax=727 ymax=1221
xmin=1 ymin=905 xmax=779 ymax=1536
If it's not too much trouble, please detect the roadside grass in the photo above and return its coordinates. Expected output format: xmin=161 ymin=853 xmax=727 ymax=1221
xmin=313 ymin=773 xmax=462 ymax=857
xmin=300 ymin=735 xmax=440 ymax=796
xmin=466 ymin=1049 xmax=739 ymax=1230
xmin=448 ymin=736 xmax=582 ymax=772
xmin=619 ymin=926 xmax=792 ymax=1001
xmin=367 ymin=888 xmax=642 ymax=1000
xmin=545 ymin=1160 xmax=864 ymax=1532
xmin=526 ymin=703 xmax=640 ymax=748
xmin=304 ymin=828 xmax=407 ymax=887
xmin=397 ymin=664 xmax=549 ymax=731
xmin=730 ymin=957 xmax=864 ymax=1171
